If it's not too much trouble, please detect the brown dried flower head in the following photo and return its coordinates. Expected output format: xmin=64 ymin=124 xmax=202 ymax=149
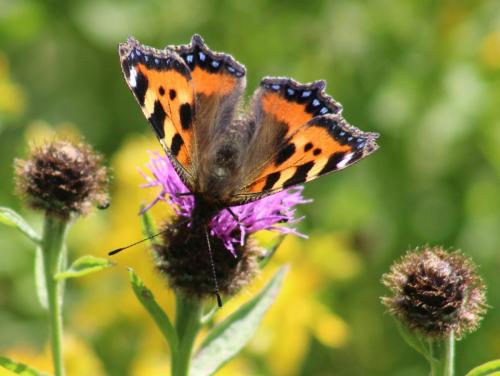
xmin=154 ymin=217 xmax=264 ymax=300
xmin=382 ymin=246 xmax=487 ymax=339
xmin=15 ymin=139 xmax=109 ymax=219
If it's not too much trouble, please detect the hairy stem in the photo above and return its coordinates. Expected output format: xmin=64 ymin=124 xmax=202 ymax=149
xmin=41 ymin=215 xmax=69 ymax=376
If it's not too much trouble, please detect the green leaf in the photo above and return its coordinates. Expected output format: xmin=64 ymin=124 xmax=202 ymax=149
xmin=141 ymin=208 xmax=158 ymax=242
xmin=190 ymin=266 xmax=288 ymax=376
xmin=128 ymin=268 xmax=178 ymax=352
xmin=34 ymin=247 xmax=48 ymax=310
xmin=259 ymin=234 xmax=286 ymax=269
xmin=394 ymin=320 xmax=433 ymax=362
xmin=55 ymin=255 xmax=114 ymax=280
xmin=0 ymin=207 xmax=40 ymax=244
xmin=466 ymin=360 xmax=500 ymax=376
xmin=0 ymin=356 xmax=49 ymax=375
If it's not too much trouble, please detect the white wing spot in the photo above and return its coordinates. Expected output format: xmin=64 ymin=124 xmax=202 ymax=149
xmin=129 ymin=67 xmax=138 ymax=88
xmin=336 ymin=153 xmax=354 ymax=169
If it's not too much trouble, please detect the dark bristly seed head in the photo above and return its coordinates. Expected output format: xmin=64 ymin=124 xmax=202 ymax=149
xmin=382 ymin=246 xmax=487 ymax=339
xmin=15 ymin=139 xmax=110 ymax=220
xmin=154 ymin=217 xmax=264 ymax=300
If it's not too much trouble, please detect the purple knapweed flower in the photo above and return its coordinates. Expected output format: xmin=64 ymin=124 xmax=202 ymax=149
xmin=139 ymin=151 xmax=310 ymax=254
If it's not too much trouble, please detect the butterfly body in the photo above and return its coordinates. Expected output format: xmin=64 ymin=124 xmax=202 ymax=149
xmin=119 ymin=35 xmax=379 ymax=224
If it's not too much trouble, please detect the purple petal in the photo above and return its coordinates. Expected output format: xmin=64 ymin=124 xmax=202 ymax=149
xmin=139 ymin=151 xmax=310 ymax=252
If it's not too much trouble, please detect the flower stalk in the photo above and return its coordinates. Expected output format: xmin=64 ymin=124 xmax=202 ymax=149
xmin=41 ymin=215 xmax=69 ymax=376
xmin=382 ymin=246 xmax=486 ymax=376
xmin=429 ymin=332 xmax=455 ymax=376
xmin=172 ymin=294 xmax=204 ymax=376
xmin=10 ymin=138 xmax=111 ymax=376
xmin=133 ymin=151 xmax=305 ymax=375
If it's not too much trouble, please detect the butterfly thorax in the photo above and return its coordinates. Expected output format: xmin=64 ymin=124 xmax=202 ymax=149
xmin=195 ymin=139 xmax=244 ymax=203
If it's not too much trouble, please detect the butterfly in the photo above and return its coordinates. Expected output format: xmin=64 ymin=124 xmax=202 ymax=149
xmin=118 ymin=34 xmax=379 ymax=226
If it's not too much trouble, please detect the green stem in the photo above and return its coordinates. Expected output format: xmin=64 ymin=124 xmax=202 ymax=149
xmin=172 ymin=294 xmax=204 ymax=376
xmin=429 ymin=332 xmax=455 ymax=376
xmin=41 ymin=215 xmax=69 ymax=376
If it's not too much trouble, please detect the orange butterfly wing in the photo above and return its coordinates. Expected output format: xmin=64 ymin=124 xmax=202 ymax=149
xmin=119 ymin=37 xmax=196 ymax=184
xmin=119 ymin=38 xmax=379 ymax=204
xmin=246 ymin=114 xmax=378 ymax=193
xmin=172 ymin=35 xmax=246 ymax=164
xmin=174 ymin=35 xmax=245 ymax=97
xmin=232 ymin=78 xmax=379 ymax=203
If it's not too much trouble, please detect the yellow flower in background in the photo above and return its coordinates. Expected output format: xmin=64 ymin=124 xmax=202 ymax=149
xmin=216 ymin=234 xmax=361 ymax=375
xmin=70 ymin=134 xmax=180 ymax=373
xmin=0 ymin=53 xmax=25 ymax=121
xmin=23 ymin=120 xmax=82 ymax=144
xmin=74 ymin=135 xmax=365 ymax=375
xmin=1 ymin=334 xmax=105 ymax=376
xmin=4 ymin=123 xmax=367 ymax=375
xmin=480 ymin=31 xmax=500 ymax=70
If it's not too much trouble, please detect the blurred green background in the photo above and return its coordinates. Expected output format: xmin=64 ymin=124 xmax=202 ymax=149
xmin=1 ymin=0 xmax=500 ymax=375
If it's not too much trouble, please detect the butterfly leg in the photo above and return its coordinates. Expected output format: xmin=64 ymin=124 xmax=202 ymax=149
xmin=176 ymin=192 xmax=194 ymax=197
xmin=226 ymin=207 xmax=244 ymax=227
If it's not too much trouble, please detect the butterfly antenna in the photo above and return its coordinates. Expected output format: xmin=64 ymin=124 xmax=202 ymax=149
xmin=107 ymin=230 xmax=166 ymax=256
xmin=204 ymin=225 xmax=223 ymax=307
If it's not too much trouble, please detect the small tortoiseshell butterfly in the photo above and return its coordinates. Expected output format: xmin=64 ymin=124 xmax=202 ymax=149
xmin=118 ymin=35 xmax=379 ymax=226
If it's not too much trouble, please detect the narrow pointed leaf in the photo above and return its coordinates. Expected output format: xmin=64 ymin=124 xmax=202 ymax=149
xmin=394 ymin=320 xmax=433 ymax=362
xmin=466 ymin=360 xmax=500 ymax=376
xmin=34 ymin=247 xmax=48 ymax=309
xmin=141 ymin=208 xmax=158 ymax=241
xmin=0 ymin=207 xmax=40 ymax=244
xmin=55 ymin=255 xmax=114 ymax=280
xmin=0 ymin=356 xmax=49 ymax=375
xmin=128 ymin=268 xmax=178 ymax=352
xmin=190 ymin=266 xmax=288 ymax=376
xmin=259 ymin=234 xmax=286 ymax=269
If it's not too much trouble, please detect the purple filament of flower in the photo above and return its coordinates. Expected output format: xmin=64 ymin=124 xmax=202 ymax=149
xmin=139 ymin=151 xmax=311 ymax=254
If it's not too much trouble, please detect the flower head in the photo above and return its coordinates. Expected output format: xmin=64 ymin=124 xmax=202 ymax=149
xmin=382 ymin=246 xmax=487 ymax=339
xmin=154 ymin=217 xmax=264 ymax=298
xmin=140 ymin=151 xmax=310 ymax=254
xmin=15 ymin=139 xmax=110 ymax=219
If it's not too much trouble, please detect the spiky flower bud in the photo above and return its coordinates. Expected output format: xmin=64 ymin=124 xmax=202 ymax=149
xmin=15 ymin=139 xmax=109 ymax=219
xmin=154 ymin=217 xmax=264 ymax=300
xmin=382 ymin=246 xmax=487 ymax=339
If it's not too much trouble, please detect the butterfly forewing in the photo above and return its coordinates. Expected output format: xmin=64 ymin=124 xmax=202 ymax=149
xmin=119 ymin=37 xmax=196 ymax=187
xmin=172 ymin=35 xmax=247 ymax=166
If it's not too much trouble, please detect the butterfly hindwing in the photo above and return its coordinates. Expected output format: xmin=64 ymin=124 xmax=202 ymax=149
xmin=119 ymin=37 xmax=196 ymax=186
xmin=234 ymin=77 xmax=345 ymax=186
xmin=244 ymin=114 xmax=379 ymax=196
xmin=230 ymin=77 xmax=379 ymax=204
